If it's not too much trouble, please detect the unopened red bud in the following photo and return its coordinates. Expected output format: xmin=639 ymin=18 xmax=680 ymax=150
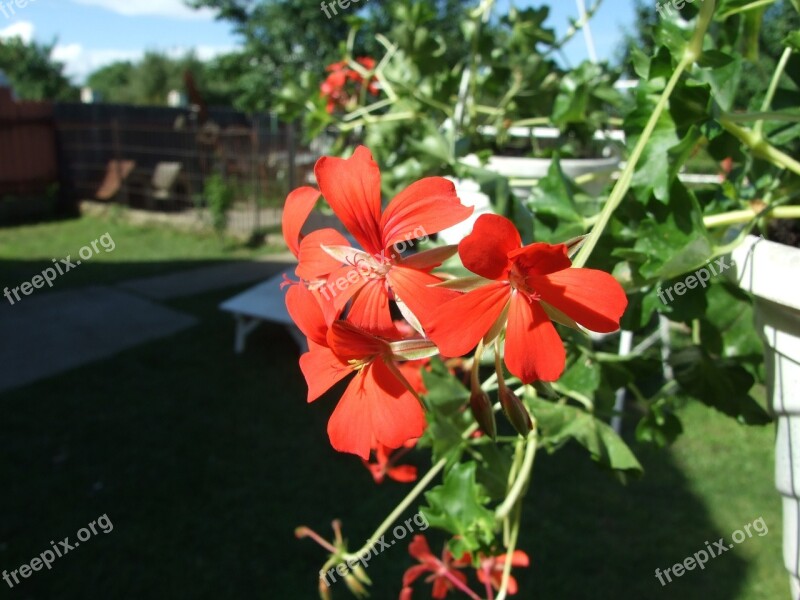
xmin=318 ymin=576 xmax=332 ymax=600
xmin=470 ymin=390 xmax=497 ymax=440
xmin=500 ymin=388 xmax=532 ymax=436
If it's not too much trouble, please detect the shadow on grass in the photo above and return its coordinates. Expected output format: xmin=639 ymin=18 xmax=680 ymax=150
xmin=0 ymin=286 xmax=758 ymax=599
xmin=0 ymin=256 xmax=276 ymax=297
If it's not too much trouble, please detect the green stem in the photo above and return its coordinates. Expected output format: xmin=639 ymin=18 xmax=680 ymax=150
xmin=495 ymin=504 xmax=522 ymax=600
xmin=718 ymin=0 xmax=777 ymax=19
xmin=723 ymin=111 xmax=800 ymax=124
xmin=703 ymin=206 xmax=800 ymax=229
xmin=341 ymin=422 xmax=479 ymax=563
xmin=755 ymin=47 xmax=793 ymax=138
xmin=495 ymin=429 xmax=538 ymax=522
xmin=573 ymin=0 xmax=715 ymax=268
xmin=719 ymin=117 xmax=800 ymax=176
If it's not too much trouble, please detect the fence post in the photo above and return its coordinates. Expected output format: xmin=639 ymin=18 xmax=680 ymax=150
xmin=111 ymin=119 xmax=128 ymax=207
xmin=252 ymin=117 xmax=260 ymax=237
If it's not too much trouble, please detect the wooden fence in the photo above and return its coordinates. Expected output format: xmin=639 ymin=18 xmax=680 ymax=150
xmin=0 ymin=88 xmax=58 ymax=197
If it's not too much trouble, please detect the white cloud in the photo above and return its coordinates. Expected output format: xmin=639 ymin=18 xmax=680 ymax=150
xmin=54 ymin=43 xmax=236 ymax=83
xmin=0 ymin=21 xmax=35 ymax=44
xmin=68 ymin=0 xmax=215 ymax=20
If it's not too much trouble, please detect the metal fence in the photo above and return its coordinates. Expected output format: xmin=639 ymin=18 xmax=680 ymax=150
xmin=52 ymin=103 xmax=329 ymax=238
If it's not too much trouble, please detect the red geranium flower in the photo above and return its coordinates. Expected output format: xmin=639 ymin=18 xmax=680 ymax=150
xmin=427 ymin=214 xmax=627 ymax=383
xmin=362 ymin=440 xmax=418 ymax=484
xmin=400 ymin=536 xmax=473 ymax=600
xmin=476 ymin=550 xmax=530 ymax=595
xmin=320 ymin=57 xmax=380 ymax=113
xmin=286 ymin=283 xmax=430 ymax=459
xmin=308 ymin=146 xmax=473 ymax=336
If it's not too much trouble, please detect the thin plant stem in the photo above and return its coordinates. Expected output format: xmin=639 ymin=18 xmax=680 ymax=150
xmin=341 ymin=422 xmax=480 ymax=563
xmin=573 ymin=0 xmax=716 ymax=268
xmin=755 ymin=47 xmax=793 ymax=138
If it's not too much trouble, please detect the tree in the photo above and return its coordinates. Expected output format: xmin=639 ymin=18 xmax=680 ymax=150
xmin=186 ymin=0 xmax=477 ymax=111
xmin=86 ymin=61 xmax=136 ymax=104
xmin=85 ymin=51 xmax=241 ymax=107
xmin=0 ymin=37 xmax=77 ymax=101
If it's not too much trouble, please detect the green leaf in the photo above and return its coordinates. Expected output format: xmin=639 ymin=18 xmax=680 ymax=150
xmin=695 ymin=51 xmax=742 ymax=111
xmin=422 ymin=358 xmax=470 ymax=413
xmin=700 ymin=281 xmax=763 ymax=358
xmin=670 ymin=346 xmax=771 ymax=425
xmin=421 ymin=462 xmax=496 ymax=557
xmin=419 ymin=359 xmax=472 ymax=464
xmin=527 ymin=396 xmax=643 ymax=476
xmin=636 ymin=399 xmax=684 ymax=447
xmin=629 ymin=181 xmax=714 ymax=281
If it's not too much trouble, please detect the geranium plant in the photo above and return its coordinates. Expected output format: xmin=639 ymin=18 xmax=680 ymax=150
xmin=284 ymin=0 xmax=800 ymax=597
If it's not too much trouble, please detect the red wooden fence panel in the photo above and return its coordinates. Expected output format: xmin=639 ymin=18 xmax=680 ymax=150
xmin=0 ymin=87 xmax=58 ymax=196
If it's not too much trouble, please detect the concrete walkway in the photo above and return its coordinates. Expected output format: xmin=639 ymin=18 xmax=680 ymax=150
xmin=0 ymin=256 xmax=295 ymax=394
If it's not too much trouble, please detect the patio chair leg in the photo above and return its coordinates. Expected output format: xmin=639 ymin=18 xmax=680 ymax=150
xmin=234 ymin=316 xmax=262 ymax=354
xmin=611 ymin=330 xmax=634 ymax=434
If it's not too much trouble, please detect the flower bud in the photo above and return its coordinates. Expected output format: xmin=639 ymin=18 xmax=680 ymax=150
xmin=470 ymin=390 xmax=497 ymax=440
xmin=344 ymin=572 xmax=369 ymax=598
xmin=500 ymin=388 xmax=532 ymax=437
xmin=318 ymin=576 xmax=332 ymax=600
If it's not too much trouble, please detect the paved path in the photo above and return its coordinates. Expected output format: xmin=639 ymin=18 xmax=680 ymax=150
xmin=0 ymin=256 xmax=295 ymax=394
xmin=117 ymin=254 xmax=294 ymax=300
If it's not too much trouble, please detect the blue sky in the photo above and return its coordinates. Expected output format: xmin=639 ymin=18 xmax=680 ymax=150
xmin=0 ymin=0 xmax=637 ymax=83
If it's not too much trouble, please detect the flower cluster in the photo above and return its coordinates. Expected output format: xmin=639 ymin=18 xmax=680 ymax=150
xmin=320 ymin=57 xmax=380 ymax=114
xmin=283 ymin=145 xmax=627 ymax=459
xmin=401 ymin=535 xmax=530 ymax=599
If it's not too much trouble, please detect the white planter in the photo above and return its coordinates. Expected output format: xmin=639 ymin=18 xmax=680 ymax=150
xmin=439 ymin=178 xmax=494 ymax=245
xmin=440 ymin=153 xmax=620 ymax=244
xmin=461 ymin=153 xmax=620 ymax=198
xmin=731 ymin=234 xmax=800 ymax=598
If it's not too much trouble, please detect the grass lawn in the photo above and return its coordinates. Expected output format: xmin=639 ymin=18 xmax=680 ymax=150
xmin=0 ymin=216 xmax=785 ymax=599
xmin=0 ymin=214 xmax=285 ymax=294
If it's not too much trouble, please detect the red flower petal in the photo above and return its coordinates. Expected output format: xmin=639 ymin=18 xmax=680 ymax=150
xmin=505 ymin=292 xmax=566 ymax=383
xmin=506 ymin=550 xmax=530 ymax=567
xmin=380 ymin=178 xmax=473 ymax=250
xmin=346 ymin=278 xmax=398 ymax=338
xmin=402 ymin=565 xmax=430 ymax=588
xmin=532 ymin=268 xmax=627 ymax=333
xmin=407 ymin=535 xmax=436 ymax=563
xmin=327 ymin=321 xmax=387 ymax=362
xmin=314 ymin=146 xmax=383 ymax=254
xmin=458 ymin=214 xmax=521 ymax=280
xmin=285 ymin=283 xmax=327 ymax=346
xmin=427 ymin=282 xmax=511 ymax=357
xmin=508 ymin=243 xmax=571 ymax=276
xmin=386 ymin=266 xmax=460 ymax=334
xmin=282 ymin=186 xmax=320 ymax=257
xmin=299 ymin=347 xmax=351 ymax=403
xmin=327 ymin=361 xmax=425 ymax=459
xmin=325 ymin=265 xmax=371 ymax=312
xmin=296 ymin=228 xmax=351 ymax=281
xmin=387 ymin=464 xmax=418 ymax=483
